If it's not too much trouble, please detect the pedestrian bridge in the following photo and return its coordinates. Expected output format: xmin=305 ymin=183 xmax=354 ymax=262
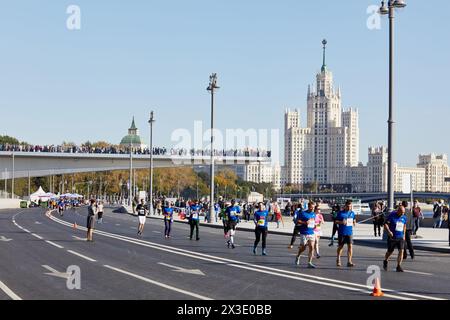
xmin=0 ymin=151 xmax=270 ymax=179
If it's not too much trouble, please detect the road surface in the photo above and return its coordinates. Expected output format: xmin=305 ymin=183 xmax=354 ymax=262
xmin=0 ymin=208 xmax=449 ymax=300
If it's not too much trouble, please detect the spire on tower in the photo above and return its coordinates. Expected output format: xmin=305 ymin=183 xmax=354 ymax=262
xmin=321 ymin=39 xmax=327 ymax=72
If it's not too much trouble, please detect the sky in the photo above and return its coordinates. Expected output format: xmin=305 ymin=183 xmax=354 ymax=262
xmin=0 ymin=0 xmax=449 ymax=167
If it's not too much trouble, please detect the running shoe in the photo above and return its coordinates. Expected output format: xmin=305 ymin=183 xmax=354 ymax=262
xmin=396 ymin=265 xmax=404 ymax=273
xmin=308 ymin=263 xmax=316 ymax=269
xmin=262 ymin=250 xmax=267 ymax=256
xmin=347 ymin=262 xmax=355 ymax=268
xmin=383 ymin=260 xmax=388 ymax=271
xmin=253 ymin=247 xmax=257 ymax=255
xmin=336 ymin=259 xmax=342 ymax=267
xmin=295 ymin=257 xmax=300 ymax=266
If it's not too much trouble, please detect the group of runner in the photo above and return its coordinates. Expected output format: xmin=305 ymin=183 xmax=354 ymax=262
xmin=84 ymin=196 xmax=412 ymax=272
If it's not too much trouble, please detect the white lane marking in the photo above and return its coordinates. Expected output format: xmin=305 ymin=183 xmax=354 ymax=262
xmin=403 ymin=270 xmax=433 ymax=276
xmin=48 ymin=214 xmax=444 ymax=301
xmin=45 ymin=241 xmax=64 ymax=249
xmin=0 ymin=236 xmax=13 ymax=242
xmin=0 ymin=281 xmax=22 ymax=301
xmin=72 ymin=236 xmax=86 ymax=241
xmin=158 ymin=262 xmax=206 ymax=276
xmin=42 ymin=265 xmax=70 ymax=280
xmin=67 ymin=250 xmax=97 ymax=262
xmin=153 ymin=231 xmax=162 ymax=234
xmin=103 ymin=265 xmax=212 ymax=300
xmin=115 ymin=224 xmax=121 ymax=226
xmin=31 ymin=233 xmax=43 ymax=240
xmin=22 ymin=229 xmax=30 ymax=233
xmin=35 ymin=222 xmax=42 ymax=225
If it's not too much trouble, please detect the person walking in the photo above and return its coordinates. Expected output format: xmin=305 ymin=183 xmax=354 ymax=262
xmin=189 ymin=200 xmax=202 ymax=241
xmin=383 ymin=204 xmax=407 ymax=272
xmin=225 ymin=200 xmax=241 ymax=249
xmin=412 ymin=200 xmax=423 ymax=236
xmin=136 ymin=199 xmax=148 ymax=236
xmin=402 ymin=201 xmax=415 ymax=260
xmin=328 ymin=204 xmax=340 ymax=247
xmin=97 ymin=201 xmax=104 ymax=224
xmin=314 ymin=205 xmax=325 ymax=259
xmin=274 ymin=202 xmax=283 ymax=229
xmin=294 ymin=201 xmax=317 ymax=269
xmin=336 ymin=200 xmax=356 ymax=268
xmin=433 ymin=200 xmax=444 ymax=228
xmin=372 ymin=203 xmax=382 ymax=237
xmin=288 ymin=204 xmax=303 ymax=249
xmin=163 ymin=202 xmax=174 ymax=239
xmin=253 ymin=202 xmax=269 ymax=256
xmin=86 ymin=199 xmax=97 ymax=242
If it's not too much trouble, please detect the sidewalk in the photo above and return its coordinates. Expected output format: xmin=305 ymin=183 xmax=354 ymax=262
xmin=121 ymin=206 xmax=450 ymax=254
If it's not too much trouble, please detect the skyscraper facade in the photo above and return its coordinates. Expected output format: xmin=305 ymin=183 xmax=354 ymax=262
xmin=284 ymin=40 xmax=359 ymax=187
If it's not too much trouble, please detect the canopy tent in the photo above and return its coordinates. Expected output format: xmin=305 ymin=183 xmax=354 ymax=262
xmin=30 ymin=187 xmax=47 ymax=203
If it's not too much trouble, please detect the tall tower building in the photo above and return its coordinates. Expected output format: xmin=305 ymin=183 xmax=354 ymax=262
xmin=284 ymin=40 xmax=360 ymax=187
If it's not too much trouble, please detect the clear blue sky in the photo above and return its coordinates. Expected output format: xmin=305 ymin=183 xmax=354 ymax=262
xmin=0 ymin=0 xmax=449 ymax=167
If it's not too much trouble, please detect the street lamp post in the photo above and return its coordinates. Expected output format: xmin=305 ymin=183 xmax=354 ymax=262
xmin=11 ymin=151 xmax=15 ymax=199
xmin=148 ymin=111 xmax=155 ymax=215
xmin=129 ymin=143 xmax=133 ymax=206
xmin=379 ymin=0 xmax=407 ymax=210
xmin=207 ymin=73 xmax=219 ymax=224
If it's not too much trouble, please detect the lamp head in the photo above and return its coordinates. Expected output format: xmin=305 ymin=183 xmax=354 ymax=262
xmin=393 ymin=0 xmax=407 ymax=8
xmin=379 ymin=1 xmax=389 ymax=15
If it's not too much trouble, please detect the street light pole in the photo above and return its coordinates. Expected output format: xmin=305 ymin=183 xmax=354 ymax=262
xmin=11 ymin=151 xmax=15 ymax=199
xmin=207 ymin=73 xmax=219 ymax=224
xmin=129 ymin=143 xmax=133 ymax=206
xmin=379 ymin=0 xmax=407 ymax=210
xmin=148 ymin=111 xmax=155 ymax=215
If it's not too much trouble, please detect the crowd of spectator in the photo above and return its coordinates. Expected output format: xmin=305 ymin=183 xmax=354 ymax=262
xmin=0 ymin=144 xmax=271 ymax=158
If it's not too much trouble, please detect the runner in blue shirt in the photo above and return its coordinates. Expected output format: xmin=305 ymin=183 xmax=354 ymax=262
xmin=253 ymin=203 xmax=269 ymax=256
xmin=336 ymin=200 xmax=356 ymax=267
xmin=294 ymin=201 xmax=317 ymax=269
xmin=189 ymin=200 xmax=202 ymax=241
xmin=225 ymin=200 xmax=241 ymax=249
xmin=383 ymin=204 xmax=407 ymax=272
xmin=164 ymin=202 xmax=175 ymax=239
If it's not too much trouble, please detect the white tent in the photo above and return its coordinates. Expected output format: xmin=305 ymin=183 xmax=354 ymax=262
xmin=30 ymin=187 xmax=47 ymax=203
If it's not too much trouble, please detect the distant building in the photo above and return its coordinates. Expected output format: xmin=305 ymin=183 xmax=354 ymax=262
xmin=120 ymin=117 xmax=147 ymax=150
xmin=417 ymin=154 xmax=450 ymax=192
xmin=284 ymin=40 xmax=359 ymax=187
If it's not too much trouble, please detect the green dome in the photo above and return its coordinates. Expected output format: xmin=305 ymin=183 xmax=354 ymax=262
xmin=120 ymin=135 xmax=145 ymax=146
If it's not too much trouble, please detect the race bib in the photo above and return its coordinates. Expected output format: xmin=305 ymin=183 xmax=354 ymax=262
xmin=258 ymin=218 xmax=265 ymax=226
xmin=192 ymin=213 xmax=199 ymax=219
xmin=395 ymin=222 xmax=404 ymax=232
xmin=346 ymin=218 xmax=354 ymax=226
xmin=308 ymin=220 xmax=315 ymax=229
xmin=230 ymin=211 xmax=236 ymax=217
xmin=139 ymin=210 xmax=145 ymax=215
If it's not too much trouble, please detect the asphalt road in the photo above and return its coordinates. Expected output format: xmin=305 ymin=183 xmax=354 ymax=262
xmin=0 ymin=207 xmax=449 ymax=300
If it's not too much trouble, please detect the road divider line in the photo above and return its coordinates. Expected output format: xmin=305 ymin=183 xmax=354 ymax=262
xmin=48 ymin=213 xmax=445 ymax=301
xmin=45 ymin=241 xmax=64 ymax=249
xmin=103 ymin=265 xmax=212 ymax=300
xmin=0 ymin=281 xmax=22 ymax=301
xmin=67 ymin=250 xmax=97 ymax=262
xmin=31 ymin=233 xmax=43 ymax=240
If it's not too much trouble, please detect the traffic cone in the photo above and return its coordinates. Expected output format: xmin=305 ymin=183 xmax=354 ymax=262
xmin=370 ymin=278 xmax=384 ymax=297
